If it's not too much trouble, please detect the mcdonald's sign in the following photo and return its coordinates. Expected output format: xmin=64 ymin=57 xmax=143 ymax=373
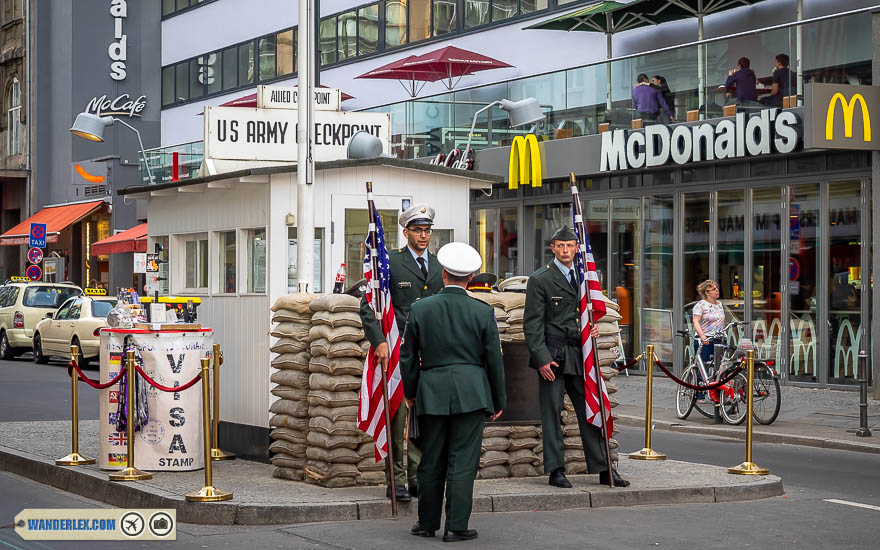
xmin=806 ymin=83 xmax=879 ymax=150
xmin=508 ymin=134 xmax=542 ymax=190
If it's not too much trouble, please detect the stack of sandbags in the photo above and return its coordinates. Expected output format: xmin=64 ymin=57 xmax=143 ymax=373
xmin=269 ymin=294 xmax=316 ymax=481
xmin=478 ymin=425 xmax=511 ymax=479
xmin=469 ymin=291 xmax=527 ymax=343
xmin=303 ymin=294 xmax=371 ymax=488
xmin=477 ymin=424 xmax=542 ymax=479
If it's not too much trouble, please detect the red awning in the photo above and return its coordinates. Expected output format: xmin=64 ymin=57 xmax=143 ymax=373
xmin=91 ymin=223 xmax=148 ymax=256
xmin=0 ymin=200 xmax=107 ymax=246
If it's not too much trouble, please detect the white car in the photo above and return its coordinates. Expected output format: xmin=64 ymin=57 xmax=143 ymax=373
xmin=32 ymin=293 xmax=117 ymax=366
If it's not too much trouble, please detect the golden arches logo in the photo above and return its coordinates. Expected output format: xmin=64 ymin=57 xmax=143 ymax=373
xmin=826 ymin=93 xmax=871 ymax=142
xmin=508 ymin=134 xmax=542 ymax=190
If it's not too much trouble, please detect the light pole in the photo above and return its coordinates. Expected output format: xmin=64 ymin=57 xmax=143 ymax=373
xmin=70 ymin=112 xmax=155 ymax=186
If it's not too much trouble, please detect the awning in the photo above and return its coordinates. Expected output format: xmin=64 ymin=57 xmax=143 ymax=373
xmin=91 ymin=223 xmax=148 ymax=256
xmin=0 ymin=200 xmax=106 ymax=246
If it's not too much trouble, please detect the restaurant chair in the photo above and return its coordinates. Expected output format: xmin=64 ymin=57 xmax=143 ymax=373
xmin=631 ymin=119 xmax=643 ymax=129
xmin=722 ymin=104 xmax=737 ymax=117
xmin=598 ymin=122 xmax=611 ymax=133
xmin=686 ymin=110 xmax=700 ymax=122
xmin=782 ymin=95 xmax=798 ymax=109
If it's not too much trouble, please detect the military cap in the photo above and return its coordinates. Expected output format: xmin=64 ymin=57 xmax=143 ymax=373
xmin=551 ymin=225 xmax=578 ymax=242
xmin=466 ymin=272 xmax=498 ymax=292
xmin=399 ymin=203 xmax=435 ymax=228
xmin=437 ymin=242 xmax=482 ymax=277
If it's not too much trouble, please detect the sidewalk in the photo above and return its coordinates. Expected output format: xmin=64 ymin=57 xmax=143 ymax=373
xmin=615 ymin=374 xmax=880 ymax=454
xmin=0 ymin=420 xmax=782 ymax=526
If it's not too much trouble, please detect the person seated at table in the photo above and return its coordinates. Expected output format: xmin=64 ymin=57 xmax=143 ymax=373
xmin=725 ymin=57 xmax=758 ymax=104
xmin=651 ymin=75 xmax=675 ymax=123
xmin=632 ymin=74 xmax=674 ymax=123
xmin=760 ymin=53 xmax=796 ymax=107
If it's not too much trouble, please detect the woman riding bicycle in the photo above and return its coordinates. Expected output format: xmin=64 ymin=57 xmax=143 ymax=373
xmin=692 ymin=279 xmax=724 ymax=365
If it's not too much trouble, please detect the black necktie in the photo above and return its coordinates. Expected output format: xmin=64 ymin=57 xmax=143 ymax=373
xmin=417 ymin=257 xmax=428 ymax=280
xmin=569 ymin=269 xmax=578 ymax=291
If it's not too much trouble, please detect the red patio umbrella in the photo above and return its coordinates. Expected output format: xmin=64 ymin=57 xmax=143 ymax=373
xmin=400 ymin=45 xmax=513 ymax=90
xmin=355 ymin=55 xmax=434 ymax=97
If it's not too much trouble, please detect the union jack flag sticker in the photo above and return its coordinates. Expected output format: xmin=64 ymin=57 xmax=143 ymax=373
xmin=108 ymin=432 xmax=127 ymax=446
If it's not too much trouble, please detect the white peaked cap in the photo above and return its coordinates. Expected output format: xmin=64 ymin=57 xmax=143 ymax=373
xmin=437 ymin=242 xmax=482 ymax=277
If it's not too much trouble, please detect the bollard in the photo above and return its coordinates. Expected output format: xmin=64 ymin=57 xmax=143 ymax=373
xmin=186 ymin=358 xmax=233 ymax=502
xmin=56 ymin=345 xmax=96 ymax=466
xmin=629 ymin=344 xmax=667 ymax=460
xmin=729 ymin=350 xmax=769 ymax=475
xmin=210 ymin=344 xmax=235 ymax=460
xmin=856 ymin=351 xmax=872 ymax=437
xmin=109 ymin=350 xmax=152 ymax=481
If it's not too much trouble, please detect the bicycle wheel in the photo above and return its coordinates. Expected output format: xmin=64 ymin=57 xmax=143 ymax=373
xmin=691 ymin=367 xmax=715 ymax=419
xmin=676 ymin=366 xmax=697 ymax=419
xmin=752 ymin=364 xmax=781 ymax=425
xmin=720 ymin=372 xmax=748 ymax=425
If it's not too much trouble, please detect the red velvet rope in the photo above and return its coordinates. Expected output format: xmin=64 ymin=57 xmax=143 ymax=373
xmin=653 ymin=359 xmax=745 ymax=391
xmin=67 ymin=360 xmax=127 ymax=390
xmin=615 ymin=356 xmax=643 ymax=372
xmin=133 ymin=362 xmax=203 ymax=393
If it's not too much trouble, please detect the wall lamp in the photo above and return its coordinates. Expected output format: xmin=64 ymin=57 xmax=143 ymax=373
xmin=70 ymin=112 xmax=155 ymax=185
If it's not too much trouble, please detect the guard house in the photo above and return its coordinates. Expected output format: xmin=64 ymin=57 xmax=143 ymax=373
xmin=119 ymin=158 xmax=501 ymax=458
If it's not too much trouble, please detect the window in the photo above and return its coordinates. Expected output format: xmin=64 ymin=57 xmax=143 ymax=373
xmin=338 ymin=12 xmax=357 ymax=62
xmin=277 ymin=30 xmax=294 ymax=76
xmin=289 ymin=227 xmax=324 ymax=293
xmin=54 ymin=299 xmax=74 ymax=320
xmin=247 ymin=228 xmax=267 ymax=293
xmin=156 ymin=236 xmax=170 ymax=294
xmin=23 ymin=287 xmax=80 ymax=308
xmin=92 ymin=300 xmax=117 ymax=318
xmin=174 ymin=62 xmax=189 ymax=103
xmin=492 ymin=0 xmax=518 ymax=22
xmin=386 ymin=0 xmax=407 ymax=47
xmin=320 ymin=16 xmax=337 ymax=65
xmin=258 ymin=35 xmax=276 ymax=81
xmin=163 ymin=0 xmax=216 ymax=18
xmin=221 ymin=46 xmax=238 ymax=91
xmin=359 ymin=5 xmax=379 ymax=55
xmin=188 ymin=58 xmax=205 ymax=98
xmin=409 ymin=0 xmax=431 ymax=42
xmin=218 ymin=231 xmax=236 ymax=293
xmin=7 ymin=77 xmax=22 ymax=156
xmin=465 ymin=0 xmax=490 ymax=28
xmin=68 ymin=298 xmax=83 ymax=320
xmin=202 ymin=51 xmax=222 ymax=94
xmin=239 ymin=42 xmax=255 ymax=86
xmin=184 ymin=235 xmax=209 ymax=291
xmin=433 ymin=0 xmax=457 ymax=36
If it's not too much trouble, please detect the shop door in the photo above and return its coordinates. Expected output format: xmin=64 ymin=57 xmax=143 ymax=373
xmin=788 ymin=184 xmax=820 ymax=383
xmin=750 ymin=188 xmax=784 ymax=367
xmin=609 ymin=199 xmax=640 ymax=362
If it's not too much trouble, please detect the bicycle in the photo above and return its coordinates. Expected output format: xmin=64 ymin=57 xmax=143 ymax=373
xmin=674 ymin=322 xmax=781 ymax=425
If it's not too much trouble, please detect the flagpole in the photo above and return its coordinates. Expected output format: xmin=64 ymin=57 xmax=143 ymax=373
xmin=366 ymin=181 xmax=398 ymax=517
xmin=570 ymin=173 xmax=615 ymax=488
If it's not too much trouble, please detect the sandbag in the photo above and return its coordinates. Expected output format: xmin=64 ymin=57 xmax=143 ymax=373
xmin=305 ymin=445 xmax=361 ymax=464
xmin=493 ymin=307 xmax=509 ymax=322
xmin=508 ymin=448 xmax=540 ymax=466
xmin=563 ymin=448 xmax=586 ymax=462
xmin=309 ymin=356 xmax=364 ymax=376
xmin=306 ymin=430 xmax=360 ymax=450
xmin=270 ymin=338 xmax=309 ymax=354
xmin=595 ymin=339 xmax=618 ymax=350
xmin=471 ymin=293 xmax=504 ymax=309
xmin=329 ymin=341 xmax=368 ymax=359
xmin=271 ymin=322 xmax=311 ymax=340
xmin=273 ymin=466 xmax=305 ymax=481
xmin=561 ymin=410 xmax=578 ymax=425
xmin=309 ymin=405 xmax=359 ymax=423
xmin=507 ymin=308 xmax=524 ymax=324
xmin=598 ymin=307 xmax=622 ymax=321
xmin=597 ymin=323 xmax=619 ymax=336
xmin=272 ymin=309 xmax=314 ymax=323
xmin=508 ymin=437 xmax=539 ymax=451
xmin=309 ymin=324 xmax=366 ymax=343
xmin=494 ymin=292 xmax=526 ymax=311
xmin=357 ymin=457 xmax=385 ymax=471
xmin=270 ymin=369 xmax=310 ymax=389
xmin=477 ymin=465 xmax=509 ymax=479
xmin=271 ymin=427 xmax=307 ymax=445
xmin=309 ymin=294 xmax=361 ymax=313
xmin=509 ymin=463 xmax=539 ymax=477
xmin=312 ymin=310 xmax=363 ymax=328
xmin=269 ymin=398 xmax=309 ymax=417
xmin=480 ymin=450 xmax=509 ymax=467
xmin=483 ymin=425 xmax=512 ymax=438
xmin=271 ymin=385 xmax=309 ymax=401
xmin=271 ymin=352 xmax=311 ymax=371
xmin=270 ymin=453 xmax=305 ymax=470
xmin=565 ymin=461 xmax=587 ymax=475
xmin=495 ymin=322 xmax=510 ymax=332
xmin=309 ymin=372 xmax=362 ymax=392
xmin=357 ymin=442 xmax=376 ymax=458
xmin=357 ymin=471 xmax=386 ymax=485
xmin=309 ymin=415 xmax=360 ymax=436
xmin=562 ymin=424 xmax=581 ymax=437
xmin=304 ymin=459 xmax=359 ymax=478
xmin=501 ymin=333 xmax=526 ymax=343
xmin=270 ymin=439 xmax=307 ymax=457
xmin=598 ymin=349 xmax=619 ymax=364
xmin=481 ymin=437 xmax=509 ymax=452
xmin=509 ymin=425 xmax=540 ymax=439
xmin=308 ymin=390 xmax=359 ymax=408
xmin=269 ymin=414 xmax=309 ymax=431
xmin=272 ymin=293 xmax=316 ymax=314
xmin=563 ymin=436 xmax=583 ymax=449
xmin=506 ymin=326 xmax=524 ymax=335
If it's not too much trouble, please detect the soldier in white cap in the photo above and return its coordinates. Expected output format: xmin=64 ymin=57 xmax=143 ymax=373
xmin=401 ymin=242 xmax=506 ymax=542
xmin=359 ymin=202 xmax=442 ymax=502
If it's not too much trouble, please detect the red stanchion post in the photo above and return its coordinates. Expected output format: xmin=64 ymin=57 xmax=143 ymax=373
xmin=56 ymin=345 xmax=96 ymax=466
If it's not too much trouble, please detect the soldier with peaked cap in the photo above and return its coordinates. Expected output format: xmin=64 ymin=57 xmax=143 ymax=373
xmin=401 ymin=242 xmax=506 ymax=542
xmin=359 ymin=202 xmax=443 ymax=502
xmin=523 ymin=226 xmax=630 ymax=489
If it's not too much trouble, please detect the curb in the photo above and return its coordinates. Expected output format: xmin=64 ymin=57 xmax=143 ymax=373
xmin=617 ymin=415 xmax=880 ymax=455
xmin=0 ymin=446 xmax=784 ymax=526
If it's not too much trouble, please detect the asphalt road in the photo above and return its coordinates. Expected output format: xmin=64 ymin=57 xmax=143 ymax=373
xmin=0 ymin=356 xmax=100 ymax=422
xmin=1 ymin=358 xmax=879 ymax=549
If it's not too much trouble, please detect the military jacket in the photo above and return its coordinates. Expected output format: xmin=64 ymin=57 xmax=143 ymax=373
xmin=523 ymin=263 xmax=584 ymax=375
xmin=360 ymin=247 xmax=443 ymax=347
xmin=400 ymin=286 xmax=506 ymax=416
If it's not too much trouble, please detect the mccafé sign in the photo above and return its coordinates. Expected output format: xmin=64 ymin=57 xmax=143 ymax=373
xmin=600 ymin=109 xmax=801 ymax=172
xmin=805 ymin=83 xmax=879 ymax=151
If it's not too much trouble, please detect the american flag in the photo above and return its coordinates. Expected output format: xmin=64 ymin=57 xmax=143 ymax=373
xmin=573 ymin=213 xmax=613 ymax=435
xmin=357 ymin=206 xmax=404 ymax=461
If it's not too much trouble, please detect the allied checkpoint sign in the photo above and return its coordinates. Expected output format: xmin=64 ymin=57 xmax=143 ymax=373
xmin=99 ymin=330 xmax=213 ymax=471
xmin=203 ymin=106 xmax=392 ymax=163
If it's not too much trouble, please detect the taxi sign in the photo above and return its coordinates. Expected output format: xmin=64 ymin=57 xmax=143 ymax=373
xmin=85 ymin=288 xmax=108 ymax=295
xmin=26 ymin=265 xmax=42 ymax=281
xmin=10 ymin=275 xmax=29 ymax=282
xmin=139 ymin=296 xmax=202 ymax=304
xmin=28 ymin=247 xmax=44 ymax=264
xmin=29 ymin=223 xmax=47 ymax=248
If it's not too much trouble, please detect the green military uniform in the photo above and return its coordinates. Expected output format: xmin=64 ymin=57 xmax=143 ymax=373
xmin=523 ymin=261 xmax=608 ymax=474
xmin=360 ymin=246 xmax=443 ymax=489
xmin=400 ymin=286 xmax=506 ymax=534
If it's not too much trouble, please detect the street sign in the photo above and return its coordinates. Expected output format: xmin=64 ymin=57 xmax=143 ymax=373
xmin=26 ymin=264 xmax=42 ymax=281
xmin=146 ymin=253 xmax=160 ymax=272
xmin=27 ymin=247 xmax=43 ymax=265
xmin=145 ymin=274 xmax=160 ymax=292
xmin=29 ymin=223 xmax=47 ymax=248
xmin=133 ymin=253 xmax=147 ymax=274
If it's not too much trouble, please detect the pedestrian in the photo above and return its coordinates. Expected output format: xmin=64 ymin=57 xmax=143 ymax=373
xmin=692 ymin=279 xmax=724 ymax=366
xmin=725 ymin=57 xmax=759 ymax=104
xmin=760 ymin=53 xmax=796 ymax=107
xmin=651 ymin=75 xmax=675 ymax=123
xmin=632 ymin=73 xmax=674 ymax=123
xmin=523 ymin=226 xmax=629 ymax=489
xmin=358 ymin=203 xmax=443 ymax=502
xmin=401 ymin=242 xmax=505 ymax=542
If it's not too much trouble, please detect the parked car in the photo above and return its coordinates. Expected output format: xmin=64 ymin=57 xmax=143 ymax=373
xmin=33 ymin=291 xmax=117 ymax=366
xmin=0 ymin=277 xmax=83 ymax=359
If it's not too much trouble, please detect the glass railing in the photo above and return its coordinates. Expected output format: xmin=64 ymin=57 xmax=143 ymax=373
xmin=363 ymin=10 xmax=871 ymax=159
xmin=138 ymin=141 xmax=204 ymax=186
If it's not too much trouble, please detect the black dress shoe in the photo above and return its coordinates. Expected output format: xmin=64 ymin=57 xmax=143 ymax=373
xmin=386 ymin=485 xmax=413 ymax=502
xmin=599 ymin=469 xmax=630 ymax=487
xmin=443 ymin=529 xmax=478 ymax=542
xmin=548 ymin=468 xmax=573 ymax=488
xmin=411 ymin=522 xmax=435 ymax=537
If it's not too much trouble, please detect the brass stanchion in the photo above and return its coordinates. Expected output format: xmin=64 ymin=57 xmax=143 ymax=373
xmin=210 ymin=344 xmax=235 ymax=460
xmin=186 ymin=358 xmax=233 ymax=502
xmin=110 ymin=350 xmax=152 ymax=481
xmin=630 ymin=344 xmax=667 ymax=460
xmin=729 ymin=350 xmax=770 ymax=475
xmin=56 ymin=345 xmax=95 ymax=466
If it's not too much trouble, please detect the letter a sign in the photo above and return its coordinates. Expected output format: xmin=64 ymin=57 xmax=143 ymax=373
xmin=805 ymin=83 xmax=879 ymax=150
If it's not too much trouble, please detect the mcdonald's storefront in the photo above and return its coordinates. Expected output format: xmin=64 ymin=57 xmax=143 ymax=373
xmin=470 ymin=83 xmax=879 ymax=391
